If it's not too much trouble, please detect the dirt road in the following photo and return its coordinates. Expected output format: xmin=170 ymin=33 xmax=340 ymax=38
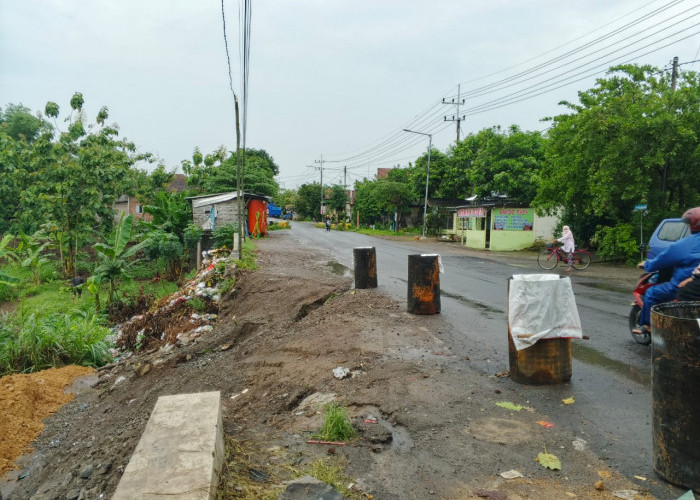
xmin=2 ymin=231 xmax=678 ymax=499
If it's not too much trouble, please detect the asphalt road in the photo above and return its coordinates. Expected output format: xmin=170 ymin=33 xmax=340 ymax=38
xmin=284 ymin=221 xmax=682 ymax=498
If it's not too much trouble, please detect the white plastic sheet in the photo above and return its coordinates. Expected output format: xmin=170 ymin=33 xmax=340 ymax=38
xmin=508 ymin=274 xmax=582 ymax=351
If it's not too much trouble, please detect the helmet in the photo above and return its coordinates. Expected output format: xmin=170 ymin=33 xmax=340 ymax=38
xmin=682 ymin=207 xmax=700 ymax=233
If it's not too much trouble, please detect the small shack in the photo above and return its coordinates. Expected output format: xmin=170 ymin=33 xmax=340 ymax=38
xmin=187 ymin=191 xmax=270 ymax=238
xmin=441 ymin=200 xmax=558 ymax=251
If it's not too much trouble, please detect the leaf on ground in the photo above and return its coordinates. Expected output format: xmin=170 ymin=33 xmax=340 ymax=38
xmin=537 ymin=452 xmax=561 ymax=470
xmin=495 ymin=401 xmax=523 ymax=411
xmin=561 ymin=396 xmax=575 ymax=405
xmin=536 ymin=420 xmax=555 ymax=428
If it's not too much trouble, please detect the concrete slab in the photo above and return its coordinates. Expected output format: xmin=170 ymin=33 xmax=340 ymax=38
xmin=112 ymin=391 xmax=224 ymax=500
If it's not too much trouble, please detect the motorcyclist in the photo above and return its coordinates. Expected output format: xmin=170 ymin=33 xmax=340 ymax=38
xmin=633 ymin=206 xmax=700 ymax=335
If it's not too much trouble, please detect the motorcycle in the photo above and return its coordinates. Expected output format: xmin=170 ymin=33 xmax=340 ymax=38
xmin=629 ymin=271 xmax=658 ymax=345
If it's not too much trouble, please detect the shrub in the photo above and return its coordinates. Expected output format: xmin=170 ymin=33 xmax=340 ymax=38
xmin=593 ymin=224 xmax=640 ymax=265
xmin=188 ymin=296 xmax=207 ymax=312
xmin=0 ymin=309 xmax=113 ymax=375
xmin=213 ymin=223 xmax=239 ymax=249
xmin=106 ymin=286 xmax=155 ymax=323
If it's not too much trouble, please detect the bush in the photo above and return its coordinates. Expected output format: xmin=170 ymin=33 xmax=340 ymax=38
xmin=0 ymin=309 xmax=113 ymax=375
xmin=106 ymin=286 xmax=155 ymax=323
xmin=593 ymin=224 xmax=640 ymax=265
xmin=213 ymin=223 xmax=239 ymax=249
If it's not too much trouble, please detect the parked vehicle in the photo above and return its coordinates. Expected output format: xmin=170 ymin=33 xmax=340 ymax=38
xmin=647 ymin=218 xmax=690 ymax=260
xmin=267 ymin=202 xmax=282 ymax=218
xmin=629 ymin=271 xmax=659 ymax=345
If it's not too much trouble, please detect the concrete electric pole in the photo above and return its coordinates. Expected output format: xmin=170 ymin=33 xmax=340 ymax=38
xmin=443 ymin=84 xmax=465 ymax=143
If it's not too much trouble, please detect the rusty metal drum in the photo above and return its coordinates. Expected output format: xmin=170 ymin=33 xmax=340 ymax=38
xmin=507 ymin=277 xmax=572 ymax=384
xmin=651 ymin=301 xmax=700 ymax=490
xmin=407 ymin=254 xmax=440 ymax=315
xmin=353 ymin=247 xmax=378 ymax=289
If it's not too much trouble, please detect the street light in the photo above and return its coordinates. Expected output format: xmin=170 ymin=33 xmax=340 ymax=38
xmin=403 ymin=128 xmax=432 ymax=238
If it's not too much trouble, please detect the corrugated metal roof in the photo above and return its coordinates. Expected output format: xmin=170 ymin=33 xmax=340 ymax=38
xmin=191 ymin=192 xmax=239 ymax=208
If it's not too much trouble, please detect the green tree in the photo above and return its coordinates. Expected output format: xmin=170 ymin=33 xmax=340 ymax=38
xmin=17 ymin=93 xmax=150 ymax=278
xmin=534 ymin=64 xmax=700 ymax=243
xmin=296 ymin=183 xmax=322 ymax=220
xmin=0 ymin=104 xmax=48 ymax=142
xmin=326 ymin=185 xmax=348 ymax=215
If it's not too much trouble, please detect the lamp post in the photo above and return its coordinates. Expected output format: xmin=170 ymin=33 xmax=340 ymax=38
xmin=403 ymin=128 xmax=432 ymax=238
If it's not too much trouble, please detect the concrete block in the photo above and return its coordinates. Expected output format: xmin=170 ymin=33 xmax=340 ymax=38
xmin=113 ymin=391 xmax=224 ymax=500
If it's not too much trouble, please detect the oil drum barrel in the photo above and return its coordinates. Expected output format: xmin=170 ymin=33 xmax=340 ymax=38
xmin=651 ymin=301 xmax=700 ymax=490
xmin=507 ymin=277 xmax=572 ymax=385
xmin=407 ymin=254 xmax=440 ymax=315
xmin=353 ymin=247 xmax=378 ymax=289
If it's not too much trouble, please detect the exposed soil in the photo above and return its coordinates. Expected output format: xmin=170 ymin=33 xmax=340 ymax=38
xmin=0 ymin=366 xmax=95 ymax=476
xmin=1 ymin=233 xmax=662 ymax=499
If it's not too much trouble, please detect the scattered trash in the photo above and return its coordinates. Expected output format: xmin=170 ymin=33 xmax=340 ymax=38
xmin=612 ymin=490 xmax=638 ymax=500
xmin=677 ymin=491 xmax=695 ymax=500
xmin=598 ymin=470 xmax=612 ymax=479
xmin=572 ymin=437 xmax=588 ymax=451
xmin=594 ymin=480 xmax=605 ymax=491
xmin=634 ymin=475 xmax=647 ymax=481
xmin=18 ymin=471 xmax=29 ymax=480
xmin=472 ymin=489 xmax=507 ymax=500
xmin=494 ymin=370 xmax=509 ymax=378
xmin=495 ymin=401 xmax=523 ymax=411
xmin=364 ymin=415 xmax=378 ymax=424
xmin=562 ymin=396 xmax=575 ymax=405
xmin=248 ymin=468 xmax=269 ymax=482
xmin=536 ymin=420 xmax=555 ymax=428
xmin=220 ymin=342 xmax=233 ymax=351
xmin=536 ymin=450 xmax=562 ymax=470
xmin=499 ymin=470 xmax=523 ymax=479
xmin=332 ymin=367 xmax=351 ymax=379
xmin=230 ymin=388 xmax=249 ymax=400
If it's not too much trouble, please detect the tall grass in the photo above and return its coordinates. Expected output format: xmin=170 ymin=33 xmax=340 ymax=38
xmin=0 ymin=309 xmax=113 ymax=375
xmin=315 ymin=403 xmax=357 ymax=442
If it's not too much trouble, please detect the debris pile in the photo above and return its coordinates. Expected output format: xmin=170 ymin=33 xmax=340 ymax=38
xmin=114 ymin=250 xmax=235 ymax=353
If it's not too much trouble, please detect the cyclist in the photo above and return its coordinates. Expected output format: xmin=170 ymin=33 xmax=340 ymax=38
xmin=633 ymin=207 xmax=700 ymax=335
xmin=556 ymin=225 xmax=575 ymax=271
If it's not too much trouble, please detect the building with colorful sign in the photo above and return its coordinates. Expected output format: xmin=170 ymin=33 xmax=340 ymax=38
xmin=443 ymin=204 xmax=558 ymax=251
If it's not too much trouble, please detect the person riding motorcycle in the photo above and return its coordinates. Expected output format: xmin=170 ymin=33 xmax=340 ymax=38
xmin=633 ymin=207 xmax=700 ymax=335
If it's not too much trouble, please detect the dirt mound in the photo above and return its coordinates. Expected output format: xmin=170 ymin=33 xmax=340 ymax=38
xmin=0 ymin=366 xmax=94 ymax=476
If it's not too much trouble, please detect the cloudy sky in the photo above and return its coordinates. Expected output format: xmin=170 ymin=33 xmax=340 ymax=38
xmin=1 ymin=0 xmax=698 ymax=189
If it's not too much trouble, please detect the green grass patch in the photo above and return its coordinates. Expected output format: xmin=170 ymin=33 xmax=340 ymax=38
xmin=355 ymin=226 xmax=420 ymax=237
xmin=315 ymin=402 xmax=357 ymax=442
xmin=0 ymin=309 xmax=113 ymax=375
xmin=304 ymin=457 xmax=361 ymax=500
xmin=235 ymin=240 xmax=258 ymax=270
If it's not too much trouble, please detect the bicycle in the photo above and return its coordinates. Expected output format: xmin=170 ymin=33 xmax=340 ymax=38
xmin=537 ymin=243 xmax=591 ymax=270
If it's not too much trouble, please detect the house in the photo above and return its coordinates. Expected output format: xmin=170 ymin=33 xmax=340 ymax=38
xmin=113 ymin=194 xmax=152 ymax=222
xmin=186 ymin=192 xmax=271 ymax=237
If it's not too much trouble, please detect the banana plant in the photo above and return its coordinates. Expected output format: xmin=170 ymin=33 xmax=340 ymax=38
xmin=93 ymin=214 xmax=149 ymax=306
xmin=0 ymin=234 xmax=19 ymax=285
xmin=18 ymin=230 xmax=50 ymax=285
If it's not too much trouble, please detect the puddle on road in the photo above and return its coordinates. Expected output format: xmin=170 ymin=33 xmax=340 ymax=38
xmin=355 ymin=405 xmax=414 ymax=452
xmin=394 ymin=278 xmax=503 ymax=315
xmin=577 ymin=281 xmax=628 ymax=294
xmin=440 ymin=290 xmax=504 ymax=315
xmin=326 ymin=261 xmax=351 ymax=277
xmin=573 ymin=343 xmax=650 ymax=386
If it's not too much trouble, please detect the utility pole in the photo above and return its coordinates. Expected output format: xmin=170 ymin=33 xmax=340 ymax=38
xmin=662 ymin=56 xmax=679 ymax=206
xmin=314 ymin=155 xmax=324 ymax=219
xmin=671 ymin=56 xmax=679 ymax=91
xmin=403 ymin=128 xmax=432 ymax=238
xmin=443 ymin=84 xmax=466 ymax=143
xmin=343 ymin=166 xmax=347 ymax=191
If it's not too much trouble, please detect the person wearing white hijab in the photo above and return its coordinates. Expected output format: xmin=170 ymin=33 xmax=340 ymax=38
xmin=557 ymin=225 xmax=575 ymax=271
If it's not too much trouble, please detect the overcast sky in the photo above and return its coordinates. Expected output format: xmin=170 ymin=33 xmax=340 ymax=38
xmin=1 ymin=0 xmax=698 ymax=189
